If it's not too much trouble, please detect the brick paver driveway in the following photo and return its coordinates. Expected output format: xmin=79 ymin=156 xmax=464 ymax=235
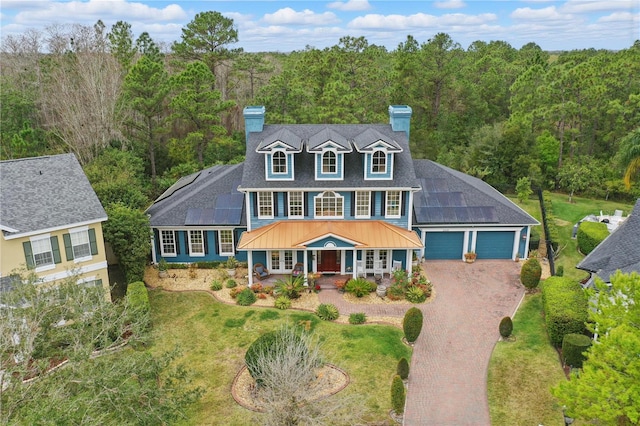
xmin=403 ymin=260 xmax=524 ymax=426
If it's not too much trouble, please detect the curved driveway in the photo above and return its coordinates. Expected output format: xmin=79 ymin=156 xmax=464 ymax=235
xmin=318 ymin=259 xmax=524 ymax=425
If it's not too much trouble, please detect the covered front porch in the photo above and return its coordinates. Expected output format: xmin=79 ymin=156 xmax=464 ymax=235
xmin=237 ymin=220 xmax=423 ymax=287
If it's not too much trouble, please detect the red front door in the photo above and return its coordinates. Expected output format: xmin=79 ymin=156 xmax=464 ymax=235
xmin=318 ymin=250 xmax=338 ymax=272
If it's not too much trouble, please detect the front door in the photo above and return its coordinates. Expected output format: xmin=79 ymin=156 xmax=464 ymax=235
xmin=317 ymin=250 xmax=339 ymax=272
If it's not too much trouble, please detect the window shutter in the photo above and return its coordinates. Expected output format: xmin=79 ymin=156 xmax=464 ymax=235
xmin=304 ymin=194 xmax=309 ymax=217
xmin=154 ymin=229 xmax=161 ymax=260
xmin=401 ymin=192 xmax=406 ymax=216
xmin=283 ymin=192 xmax=288 ymax=216
xmin=274 ymin=192 xmax=279 ymax=216
xmin=23 ymin=241 xmax=35 ymax=269
xmin=203 ymin=231 xmax=209 ymax=254
xmin=63 ymin=233 xmax=73 ymax=261
xmin=371 ymin=192 xmax=375 ymax=216
xmin=381 ymin=192 xmax=386 ymax=216
xmin=175 ymin=231 xmax=181 ymax=255
xmin=88 ymin=228 xmax=98 ymax=255
xmin=351 ymin=192 xmax=356 ymax=216
xmin=213 ymin=231 xmax=218 ymax=254
xmin=51 ymin=236 xmax=61 ymax=264
xmin=253 ymin=193 xmax=258 ymax=217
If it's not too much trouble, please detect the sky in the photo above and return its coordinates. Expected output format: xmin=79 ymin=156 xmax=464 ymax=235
xmin=1 ymin=0 xmax=639 ymax=52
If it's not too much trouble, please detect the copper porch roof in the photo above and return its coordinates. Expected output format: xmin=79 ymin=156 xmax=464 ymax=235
xmin=237 ymin=220 xmax=423 ymax=250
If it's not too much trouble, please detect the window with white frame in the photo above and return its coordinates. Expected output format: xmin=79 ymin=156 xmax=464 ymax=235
xmin=160 ymin=230 xmax=176 ymax=256
xmin=272 ymin=151 xmax=287 ymax=174
xmin=31 ymin=236 xmax=54 ymax=268
xmin=188 ymin=230 xmax=205 ymax=256
xmin=372 ymin=150 xmax=386 ymax=173
xmin=289 ymin=191 xmax=303 ymax=218
xmin=355 ymin=191 xmax=370 ymax=218
xmin=219 ymin=230 xmax=234 ymax=255
xmin=322 ymin=151 xmax=336 ymax=173
xmin=314 ymin=191 xmax=343 ymax=218
xmin=70 ymin=229 xmax=91 ymax=260
xmin=258 ymin=192 xmax=273 ymax=218
xmin=386 ymin=190 xmax=401 ymax=217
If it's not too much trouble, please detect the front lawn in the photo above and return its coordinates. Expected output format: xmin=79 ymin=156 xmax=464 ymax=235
xmin=488 ymin=293 xmax=567 ymax=425
xmin=148 ymin=290 xmax=411 ymax=425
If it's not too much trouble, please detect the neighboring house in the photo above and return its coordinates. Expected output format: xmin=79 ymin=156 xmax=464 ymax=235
xmin=0 ymin=154 xmax=110 ymax=298
xmin=577 ymin=198 xmax=640 ymax=288
xmin=146 ymin=105 xmax=538 ymax=285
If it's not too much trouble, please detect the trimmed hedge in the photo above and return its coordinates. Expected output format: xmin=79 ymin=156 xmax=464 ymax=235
xmin=391 ymin=375 xmax=406 ymax=414
xmin=499 ymin=316 xmax=513 ymax=338
xmin=403 ymin=307 xmax=423 ymax=343
xmin=576 ymin=221 xmax=609 ymax=255
xmin=397 ymin=357 xmax=409 ymax=380
xmin=520 ymin=258 xmax=542 ymax=289
xmin=562 ymin=333 xmax=592 ymax=368
xmin=541 ymin=277 xmax=589 ymax=347
xmin=126 ymin=281 xmax=150 ymax=314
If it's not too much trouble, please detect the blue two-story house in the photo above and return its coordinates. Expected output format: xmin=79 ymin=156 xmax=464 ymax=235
xmin=146 ymin=105 xmax=538 ymax=285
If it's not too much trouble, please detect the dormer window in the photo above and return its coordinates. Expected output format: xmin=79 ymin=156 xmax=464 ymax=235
xmin=322 ymin=151 xmax=336 ymax=173
xmin=372 ymin=150 xmax=386 ymax=173
xmin=272 ymin=151 xmax=286 ymax=174
xmin=314 ymin=191 xmax=343 ymax=218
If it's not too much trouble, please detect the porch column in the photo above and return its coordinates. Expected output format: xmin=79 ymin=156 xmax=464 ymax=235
xmin=303 ymin=250 xmax=309 ymax=287
xmin=247 ymin=251 xmax=254 ymax=287
xmin=352 ymin=249 xmax=357 ymax=279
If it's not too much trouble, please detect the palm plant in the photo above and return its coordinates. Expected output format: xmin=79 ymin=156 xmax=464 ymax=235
xmin=620 ymin=128 xmax=640 ymax=189
xmin=274 ymin=275 xmax=305 ymax=299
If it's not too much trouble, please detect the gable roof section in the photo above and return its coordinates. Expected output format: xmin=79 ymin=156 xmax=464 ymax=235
xmin=0 ymin=154 xmax=107 ymax=238
xmin=237 ymin=220 xmax=423 ymax=250
xmin=307 ymin=128 xmax=352 ymax=152
xmin=352 ymin=128 xmax=402 ymax=152
xmin=256 ymin=127 xmax=304 ymax=152
xmin=146 ymin=163 xmax=245 ymax=227
xmin=242 ymin=124 xmax=419 ymax=190
xmin=577 ymin=199 xmax=640 ymax=283
xmin=412 ymin=160 xmax=538 ymax=226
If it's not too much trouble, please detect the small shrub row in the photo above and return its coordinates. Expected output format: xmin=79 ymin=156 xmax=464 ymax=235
xmin=520 ymin=258 xmax=542 ymax=289
xmin=576 ymin=221 xmax=609 ymax=255
xmin=316 ymin=303 xmax=339 ymax=321
xmin=391 ymin=375 xmax=406 ymax=415
xmin=403 ymin=307 xmax=423 ymax=343
xmin=541 ymin=277 xmax=589 ymax=347
xmin=396 ymin=357 xmax=409 ymax=380
xmin=562 ymin=333 xmax=591 ymax=368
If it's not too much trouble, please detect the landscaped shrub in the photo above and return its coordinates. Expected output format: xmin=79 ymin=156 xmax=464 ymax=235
xmin=316 ymin=303 xmax=339 ymax=321
xmin=403 ymin=307 xmax=423 ymax=343
xmin=345 ymin=277 xmax=375 ymax=297
xmin=387 ymin=284 xmax=405 ymax=301
xmin=229 ymin=285 xmax=246 ymax=299
xmin=405 ymin=286 xmax=426 ymax=303
xmin=397 ymin=357 xmax=409 ymax=380
xmin=562 ymin=333 xmax=592 ymax=368
xmin=576 ymin=221 xmax=609 ymax=255
xmin=274 ymin=275 xmax=305 ymax=299
xmin=245 ymin=328 xmax=309 ymax=386
xmin=126 ymin=281 xmax=150 ymax=314
xmin=274 ymin=296 xmax=291 ymax=310
xmin=520 ymin=258 xmax=542 ymax=289
xmin=251 ymin=283 xmax=263 ymax=293
xmin=225 ymin=279 xmax=237 ymax=288
xmin=499 ymin=316 xmax=513 ymax=338
xmin=541 ymin=277 xmax=589 ymax=347
xmin=391 ymin=374 xmax=406 ymax=415
xmin=236 ymin=287 xmax=257 ymax=306
xmin=555 ymin=265 xmax=564 ymax=277
xmin=210 ymin=280 xmax=223 ymax=291
xmin=194 ymin=260 xmax=222 ymax=269
xmin=348 ymin=312 xmax=367 ymax=324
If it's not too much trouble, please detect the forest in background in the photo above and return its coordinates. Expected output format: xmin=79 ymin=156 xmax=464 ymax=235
xmin=2 ymin=11 xmax=640 ymax=211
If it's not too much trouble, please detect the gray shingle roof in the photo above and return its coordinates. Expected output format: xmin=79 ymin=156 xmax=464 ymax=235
xmin=577 ymin=198 xmax=640 ymax=283
xmin=146 ymin=163 xmax=245 ymax=227
xmin=241 ymin=124 xmax=419 ymax=190
xmin=0 ymin=154 xmax=107 ymax=237
xmin=412 ymin=160 xmax=539 ymax=226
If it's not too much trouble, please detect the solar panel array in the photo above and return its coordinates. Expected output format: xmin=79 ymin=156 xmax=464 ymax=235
xmin=185 ymin=193 xmax=244 ymax=226
xmin=155 ymin=172 xmax=201 ymax=203
xmin=414 ymin=178 xmax=497 ymax=224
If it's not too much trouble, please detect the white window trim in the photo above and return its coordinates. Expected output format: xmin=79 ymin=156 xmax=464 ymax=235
xmin=385 ymin=190 xmax=402 ymax=218
xmin=258 ymin=192 xmax=274 ymax=219
xmin=30 ymin=234 xmax=55 ymax=273
xmin=69 ymin=226 xmax=92 ymax=263
xmin=160 ymin=230 xmax=177 ymax=257
xmin=288 ymin=191 xmax=304 ymax=219
xmin=355 ymin=191 xmax=371 ymax=219
xmin=321 ymin=150 xmax=337 ymax=174
xmin=314 ymin=191 xmax=344 ymax=219
xmin=188 ymin=230 xmax=205 ymax=257
xmin=218 ymin=229 xmax=235 ymax=256
xmin=371 ymin=150 xmax=387 ymax=174
xmin=272 ymin=150 xmax=287 ymax=175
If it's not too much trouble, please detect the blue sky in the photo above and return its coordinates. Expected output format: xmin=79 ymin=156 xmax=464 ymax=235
xmin=1 ymin=1 xmax=638 ymax=52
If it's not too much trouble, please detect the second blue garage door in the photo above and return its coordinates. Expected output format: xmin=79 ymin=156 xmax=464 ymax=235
xmin=424 ymin=231 xmax=465 ymax=259
xmin=475 ymin=231 xmax=514 ymax=259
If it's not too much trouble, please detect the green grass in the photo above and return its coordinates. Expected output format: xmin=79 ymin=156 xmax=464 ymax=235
xmin=488 ymin=293 xmax=567 ymax=425
xmin=148 ymin=290 xmax=411 ymax=425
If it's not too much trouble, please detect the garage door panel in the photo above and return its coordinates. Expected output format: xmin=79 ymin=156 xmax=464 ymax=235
xmin=424 ymin=232 xmax=464 ymax=259
xmin=475 ymin=231 xmax=514 ymax=259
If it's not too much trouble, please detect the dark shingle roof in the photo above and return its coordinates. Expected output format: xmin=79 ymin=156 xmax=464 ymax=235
xmin=146 ymin=164 xmax=245 ymax=227
xmin=241 ymin=124 xmax=419 ymax=190
xmin=577 ymin=199 xmax=640 ymax=283
xmin=0 ymin=154 xmax=107 ymax=236
xmin=412 ymin=160 xmax=539 ymax=226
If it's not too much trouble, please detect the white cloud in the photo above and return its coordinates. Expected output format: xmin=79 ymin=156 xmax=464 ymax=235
xmin=597 ymin=11 xmax=637 ymax=22
xmin=349 ymin=12 xmax=496 ymax=29
xmin=327 ymin=0 xmax=371 ymax=12
xmin=510 ymin=6 xmax=569 ymax=21
xmin=262 ymin=7 xmax=339 ymax=26
xmin=560 ymin=1 xmax=637 ymax=14
xmin=434 ymin=0 xmax=467 ymax=9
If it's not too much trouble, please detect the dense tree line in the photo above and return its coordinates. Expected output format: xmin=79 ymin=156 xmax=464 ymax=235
xmin=2 ymin=12 xmax=639 ymax=206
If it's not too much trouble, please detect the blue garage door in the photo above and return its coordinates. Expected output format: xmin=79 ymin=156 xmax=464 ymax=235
xmin=424 ymin=232 xmax=464 ymax=259
xmin=475 ymin=231 xmax=514 ymax=259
